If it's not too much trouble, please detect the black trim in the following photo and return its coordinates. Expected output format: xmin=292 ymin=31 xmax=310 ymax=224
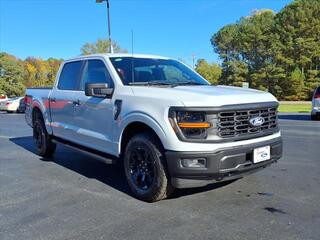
xmin=114 ymin=99 xmax=122 ymax=120
xmin=166 ymin=136 xmax=282 ymax=188
xmin=169 ymin=101 xmax=279 ymax=143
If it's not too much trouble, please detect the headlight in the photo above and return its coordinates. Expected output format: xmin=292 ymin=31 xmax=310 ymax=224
xmin=170 ymin=111 xmax=211 ymax=139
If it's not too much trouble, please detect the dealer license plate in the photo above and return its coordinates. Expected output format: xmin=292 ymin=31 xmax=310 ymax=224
xmin=253 ymin=146 xmax=270 ymax=163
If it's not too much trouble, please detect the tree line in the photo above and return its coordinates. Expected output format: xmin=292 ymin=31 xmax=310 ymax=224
xmin=1 ymin=0 xmax=319 ymax=99
xmin=0 ymin=39 xmax=123 ymax=97
xmin=210 ymin=0 xmax=320 ymax=100
xmin=0 ymin=52 xmax=63 ymax=97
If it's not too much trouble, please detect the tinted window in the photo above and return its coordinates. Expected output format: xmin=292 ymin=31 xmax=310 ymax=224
xmin=58 ymin=61 xmax=83 ymax=90
xmin=80 ymin=60 xmax=114 ymax=90
xmin=109 ymin=57 xmax=209 ymax=86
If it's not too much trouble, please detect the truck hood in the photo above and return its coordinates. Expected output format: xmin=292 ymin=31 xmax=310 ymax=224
xmin=131 ymin=85 xmax=278 ymax=107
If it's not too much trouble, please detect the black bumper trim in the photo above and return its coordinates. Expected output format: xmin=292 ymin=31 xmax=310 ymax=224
xmin=165 ymin=136 xmax=282 ymax=188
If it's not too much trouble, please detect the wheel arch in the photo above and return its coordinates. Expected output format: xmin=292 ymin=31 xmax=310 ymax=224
xmin=119 ymin=121 xmax=166 ymax=157
xmin=31 ymin=105 xmax=53 ymax=135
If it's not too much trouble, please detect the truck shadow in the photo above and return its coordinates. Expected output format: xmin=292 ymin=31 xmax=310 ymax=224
xmin=10 ymin=136 xmax=235 ymax=200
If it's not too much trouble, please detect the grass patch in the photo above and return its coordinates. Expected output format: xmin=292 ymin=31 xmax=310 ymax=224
xmin=278 ymin=103 xmax=311 ymax=113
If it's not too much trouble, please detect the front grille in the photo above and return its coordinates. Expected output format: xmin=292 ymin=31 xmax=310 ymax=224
xmin=217 ymin=107 xmax=278 ymax=138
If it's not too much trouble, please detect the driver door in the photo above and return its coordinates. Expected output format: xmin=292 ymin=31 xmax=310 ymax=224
xmin=71 ymin=59 xmax=116 ymax=155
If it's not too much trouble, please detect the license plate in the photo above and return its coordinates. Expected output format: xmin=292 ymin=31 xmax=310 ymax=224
xmin=253 ymin=146 xmax=270 ymax=163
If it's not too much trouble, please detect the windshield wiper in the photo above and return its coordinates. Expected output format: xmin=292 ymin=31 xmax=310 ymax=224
xmin=128 ymin=80 xmax=206 ymax=87
xmin=128 ymin=81 xmax=172 ymax=86
xmin=171 ymin=81 xmax=204 ymax=87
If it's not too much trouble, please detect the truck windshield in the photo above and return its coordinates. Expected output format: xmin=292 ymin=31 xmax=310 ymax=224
xmin=109 ymin=57 xmax=210 ymax=86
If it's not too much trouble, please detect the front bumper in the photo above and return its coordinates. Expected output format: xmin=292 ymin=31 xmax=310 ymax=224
xmin=166 ymin=136 xmax=282 ymax=188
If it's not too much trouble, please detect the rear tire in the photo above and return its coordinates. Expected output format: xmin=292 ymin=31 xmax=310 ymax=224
xmin=33 ymin=118 xmax=56 ymax=158
xmin=123 ymin=132 xmax=174 ymax=202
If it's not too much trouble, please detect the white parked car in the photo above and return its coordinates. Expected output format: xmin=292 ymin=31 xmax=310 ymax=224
xmin=25 ymin=54 xmax=282 ymax=202
xmin=0 ymin=95 xmax=8 ymax=102
xmin=0 ymin=97 xmax=24 ymax=113
xmin=311 ymin=86 xmax=320 ymax=120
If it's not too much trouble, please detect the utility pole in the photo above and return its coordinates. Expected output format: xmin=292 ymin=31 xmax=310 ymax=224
xmin=96 ymin=0 xmax=114 ymax=53
xmin=192 ymin=54 xmax=196 ymax=68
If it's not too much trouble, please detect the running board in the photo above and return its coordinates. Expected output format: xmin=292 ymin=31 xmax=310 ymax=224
xmin=52 ymin=137 xmax=117 ymax=164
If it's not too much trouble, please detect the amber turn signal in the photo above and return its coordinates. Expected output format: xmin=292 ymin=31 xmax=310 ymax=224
xmin=178 ymin=122 xmax=211 ymax=128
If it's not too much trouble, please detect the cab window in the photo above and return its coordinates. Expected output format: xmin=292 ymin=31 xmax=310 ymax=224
xmin=80 ymin=60 xmax=114 ymax=90
xmin=58 ymin=61 xmax=83 ymax=90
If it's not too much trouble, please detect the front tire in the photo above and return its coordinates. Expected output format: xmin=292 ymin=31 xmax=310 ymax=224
xmin=123 ymin=132 xmax=174 ymax=202
xmin=311 ymin=114 xmax=317 ymax=121
xmin=33 ymin=118 xmax=56 ymax=158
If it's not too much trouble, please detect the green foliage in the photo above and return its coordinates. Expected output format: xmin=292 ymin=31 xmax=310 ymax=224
xmin=285 ymin=68 xmax=305 ymax=100
xmin=0 ymin=52 xmax=63 ymax=97
xmin=0 ymin=37 xmax=125 ymax=96
xmin=305 ymin=70 xmax=320 ymax=98
xmin=81 ymin=39 xmax=127 ymax=55
xmin=24 ymin=57 xmax=63 ymax=89
xmin=278 ymin=102 xmax=311 ymax=113
xmin=211 ymin=0 xmax=320 ymax=100
xmin=221 ymin=60 xmax=248 ymax=86
xmin=0 ymin=53 xmax=26 ymax=97
xmin=195 ymin=59 xmax=222 ymax=84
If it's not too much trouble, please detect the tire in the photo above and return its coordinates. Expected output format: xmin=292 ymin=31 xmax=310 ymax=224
xmin=123 ymin=132 xmax=174 ymax=202
xmin=33 ymin=118 xmax=56 ymax=158
xmin=311 ymin=114 xmax=317 ymax=121
xmin=6 ymin=111 xmax=13 ymax=113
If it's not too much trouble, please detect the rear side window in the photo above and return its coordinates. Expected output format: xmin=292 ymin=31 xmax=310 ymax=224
xmin=58 ymin=61 xmax=83 ymax=90
xmin=316 ymin=86 xmax=320 ymax=94
xmin=80 ymin=60 xmax=114 ymax=90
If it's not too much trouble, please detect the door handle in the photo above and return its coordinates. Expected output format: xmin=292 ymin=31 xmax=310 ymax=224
xmin=72 ymin=99 xmax=81 ymax=106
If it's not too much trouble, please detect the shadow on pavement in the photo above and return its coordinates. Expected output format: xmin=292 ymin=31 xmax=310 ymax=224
xmin=10 ymin=136 xmax=234 ymax=201
xmin=278 ymin=114 xmax=310 ymax=121
xmin=169 ymin=179 xmax=237 ymax=199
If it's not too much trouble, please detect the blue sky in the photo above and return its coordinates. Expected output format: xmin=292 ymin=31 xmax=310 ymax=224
xmin=0 ymin=0 xmax=291 ymax=65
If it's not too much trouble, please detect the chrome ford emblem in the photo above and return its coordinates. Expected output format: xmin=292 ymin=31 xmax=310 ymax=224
xmin=249 ymin=116 xmax=265 ymax=127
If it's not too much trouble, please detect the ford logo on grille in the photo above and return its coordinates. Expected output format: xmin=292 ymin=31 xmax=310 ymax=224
xmin=249 ymin=116 xmax=265 ymax=127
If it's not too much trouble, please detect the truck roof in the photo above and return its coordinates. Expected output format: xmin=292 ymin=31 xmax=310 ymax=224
xmin=65 ymin=53 xmax=170 ymax=62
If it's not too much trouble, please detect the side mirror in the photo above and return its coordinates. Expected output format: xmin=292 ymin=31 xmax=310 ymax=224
xmin=85 ymin=83 xmax=113 ymax=98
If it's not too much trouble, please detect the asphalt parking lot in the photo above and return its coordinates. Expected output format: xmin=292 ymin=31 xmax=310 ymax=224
xmin=0 ymin=112 xmax=319 ymax=240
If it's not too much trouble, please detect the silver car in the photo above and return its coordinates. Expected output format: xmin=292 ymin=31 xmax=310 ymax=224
xmin=311 ymin=86 xmax=320 ymax=120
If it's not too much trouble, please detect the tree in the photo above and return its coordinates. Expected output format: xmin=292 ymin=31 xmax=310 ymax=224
xmin=195 ymin=59 xmax=222 ymax=84
xmin=284 ymin=68 xmax=305 ymax=100
xmin=305 ymin=69 xmax=320 ymax=98
xmin=24 ymin=57 xmax=51 ymax=87
xmin=47 ymin=58 xmax=63 ymax=84
xmin=0 ymin=53 xmax=25 ymax=97
xmin=80 ymin=39 xmax=127 ymax=55
xmin=211 ymin=0 xmax=320 ymax=100
xmin=275 ymin=0 xmax=320 ymax=97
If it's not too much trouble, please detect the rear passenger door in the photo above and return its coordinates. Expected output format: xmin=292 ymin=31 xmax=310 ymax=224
xmin=71 ymin=59 xmax=116 ymax=155
xmin=50 ymin=60 xmax=84 ymax=141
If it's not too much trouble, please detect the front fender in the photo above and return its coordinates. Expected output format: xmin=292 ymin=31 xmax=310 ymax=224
xmin=116 ymin=111 xmax=168 ymax=155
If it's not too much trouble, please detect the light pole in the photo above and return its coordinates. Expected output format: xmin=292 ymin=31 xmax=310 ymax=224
xmin=96 ymin=0 xmax=114 ymax=53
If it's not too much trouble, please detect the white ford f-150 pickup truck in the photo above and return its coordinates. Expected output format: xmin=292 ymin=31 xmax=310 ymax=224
xmin=25 ymin=53 xmax=282 ymax=202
